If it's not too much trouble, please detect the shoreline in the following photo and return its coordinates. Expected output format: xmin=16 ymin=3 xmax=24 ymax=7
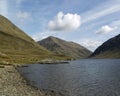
xmin=0 ymin=64 xmax=66 ymax=96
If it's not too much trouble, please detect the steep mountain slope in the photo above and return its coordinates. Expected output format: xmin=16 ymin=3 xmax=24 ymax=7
xmin=90 ymin=34 xmax=120 ymax=58
xmin=0 ymin=15 xmax=62 ymax=64
xmin=38 ymin=36 xmax=92 ymax=59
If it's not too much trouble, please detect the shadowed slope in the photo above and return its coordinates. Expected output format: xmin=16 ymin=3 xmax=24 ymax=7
xmin=90 ymin=34 xmax=120 ymax=58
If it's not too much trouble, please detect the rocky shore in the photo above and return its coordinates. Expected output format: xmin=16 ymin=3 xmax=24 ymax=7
xmin=0 ymin=64 xmax=65 ymax=96
xmin=38 ymin=59 xmax=69 ymax=64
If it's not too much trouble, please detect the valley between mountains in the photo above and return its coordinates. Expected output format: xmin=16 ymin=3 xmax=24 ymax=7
xmin=0 ymin=15 xmax=120 ymax=64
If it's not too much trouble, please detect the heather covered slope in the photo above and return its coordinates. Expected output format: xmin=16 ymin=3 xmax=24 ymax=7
xmin=0 ymin=15 xmax=66 ymax=64
xmin=38 ymin=36 xmax=92 ymax=59
xmin=90 ymin=34 xmax=120 ymax=58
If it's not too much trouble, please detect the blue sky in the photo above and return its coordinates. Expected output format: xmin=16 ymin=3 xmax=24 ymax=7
xmin=0 ymin=0 xmax=120 ymax=51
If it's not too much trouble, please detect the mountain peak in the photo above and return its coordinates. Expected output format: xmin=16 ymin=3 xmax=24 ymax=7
xmin=38 ymin=36 xmax=92 ymax=59
xmin=46 ymin=36 xmax=60 ymax=40
xmin=47 ymin=36 xmax=57 ymax=40
xmin=48 ymin=36 xmax=56 ymax=38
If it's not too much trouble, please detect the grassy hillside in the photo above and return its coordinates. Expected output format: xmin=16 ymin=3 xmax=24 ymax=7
xmin=38 ymin=36 xmax=92 ymax=59
xmin=0 ymin=15 xmax=68 ymax=64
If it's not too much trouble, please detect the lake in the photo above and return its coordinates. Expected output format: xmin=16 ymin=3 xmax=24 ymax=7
xmin=18 ymin=59 xmax=120 ymax=96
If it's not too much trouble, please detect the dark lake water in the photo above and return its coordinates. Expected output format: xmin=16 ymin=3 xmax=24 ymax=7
xmin=18 ymin=59 xmax=120 ymax=96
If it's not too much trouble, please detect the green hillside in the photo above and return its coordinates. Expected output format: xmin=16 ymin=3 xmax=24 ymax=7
xmin=0 ymin=15 xmax=67 ymax=64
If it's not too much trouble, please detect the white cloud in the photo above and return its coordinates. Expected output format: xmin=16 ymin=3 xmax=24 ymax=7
xmin=16 ymin=11 xmax=30 ymax=19
xmin=48 ymin=12 xmax=81 ymax=31
xmin=80 ymin=39 xmax=102 ymax=51
xmin=82 ymin=2 xmax=120 ymax=23
xmin=96 ymin=25 xmax=116 ymax=34
xmin=0 ymin=0 xmax=8 ymax=16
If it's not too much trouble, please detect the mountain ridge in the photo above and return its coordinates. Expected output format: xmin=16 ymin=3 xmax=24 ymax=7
xmin=0 ymin=15 xmax=34 ymax=43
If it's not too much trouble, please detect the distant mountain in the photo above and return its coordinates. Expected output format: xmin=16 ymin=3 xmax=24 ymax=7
xmin=90 ymin=34 xmax=120 ymax=58
xmin=38 ymin=36 xmax=92 ymax=59
xmin=0 ymin=15 xmax=64 ymax=64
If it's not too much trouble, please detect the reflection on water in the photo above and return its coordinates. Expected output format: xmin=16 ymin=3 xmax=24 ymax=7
xmin=18 ymin=59 xmax=120 ymax=96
